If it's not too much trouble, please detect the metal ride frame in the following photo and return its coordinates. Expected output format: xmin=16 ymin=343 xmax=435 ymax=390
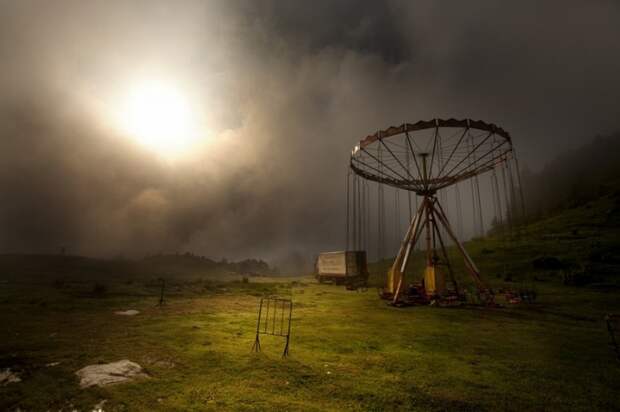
xmin=252 ymin=296 xmax=293 ymax=357
xmin=349 ymin=119 xmax=517 ymax=304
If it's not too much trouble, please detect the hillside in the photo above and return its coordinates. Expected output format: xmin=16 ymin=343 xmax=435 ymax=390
xmin=521 ymin=133 xmax=620 ymax=217
xmin=0 ymin=253 xmax=276 ymax=284
xmin=368 ymin=183 xmax=620 ymax=292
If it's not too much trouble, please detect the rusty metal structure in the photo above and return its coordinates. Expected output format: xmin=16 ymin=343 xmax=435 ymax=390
xmin=347 ymin=119 xmax=523 ymax=304
xmin=252 ymin=296 xmax=293 ymax=357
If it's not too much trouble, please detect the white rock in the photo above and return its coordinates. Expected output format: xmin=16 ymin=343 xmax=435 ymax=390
xmin=0 ymin=368 xmax=21 ymax=386
xmin=76 ymin=360 xmax=147 ymax=388
xmin=114 ymin=310 xmax=140 ymax=316
xmin=92 ymin=399 xmax=107 ymax=412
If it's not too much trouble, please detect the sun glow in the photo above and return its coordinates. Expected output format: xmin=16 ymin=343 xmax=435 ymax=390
xmin=118 ymin=80 xmax=202 ymax=157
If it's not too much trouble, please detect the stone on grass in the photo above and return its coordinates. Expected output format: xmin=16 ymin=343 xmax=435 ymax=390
xmin=76 ymin=360 xmax=147 ymax=388
xmin=93 ymin=399 xmax=107 ymax=412
xmin=114 ymin=309 xmax=140 ymax=316
xmin=0 ymin=368 xmax=21 ymax=386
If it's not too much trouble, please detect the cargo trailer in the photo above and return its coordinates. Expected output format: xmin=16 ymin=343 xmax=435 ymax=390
xmin=315 ymin=251 xmax=369 ymax=286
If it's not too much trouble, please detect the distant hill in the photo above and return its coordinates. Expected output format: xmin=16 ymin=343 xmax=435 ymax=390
xmin=142 ymin=253 xmax=274 ymax=277
xmin=0 ymin=252 xmax=276 ymax=282
xmin=521 ymin=132 xmax=620 ymax=218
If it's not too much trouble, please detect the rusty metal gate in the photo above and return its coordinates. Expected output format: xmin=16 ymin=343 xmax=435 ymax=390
xmin=252 ymin=296 xmax=293 ymax=357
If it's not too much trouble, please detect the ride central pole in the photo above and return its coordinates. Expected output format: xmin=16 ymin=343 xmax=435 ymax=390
xmin=420 ymin=153 xmax=433 ymax=276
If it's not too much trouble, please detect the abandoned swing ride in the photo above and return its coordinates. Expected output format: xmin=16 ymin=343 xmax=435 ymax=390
xmin=342 ymin=118 xmax=525 ymax=305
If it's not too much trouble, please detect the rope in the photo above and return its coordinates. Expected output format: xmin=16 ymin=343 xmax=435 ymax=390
xmin=414 ymin=189 xmax=419 ymax=251
xmin=456 ymin=183 xmax=464 ymax=240
xmin=475 ymin=176 xmax=484 ymax=236
xmin=353 ymin=174 xmax=357 ymax=249
xmin=406 ymin=147 xmax=412 ymax=222
xmin=365 ymin=180 xmax=370 ymax=252
xmin=357 ymin=174 xmax=362 ymax=249
xmin=470 ymin=135 xmax=485 ymax=236
xmin=513 ymin=150 xmax=526 ymax=218
xmin=491 ymin=168 xmax=503 ymax=228
xmin=507 ymin=157 xmax=517 ymax=224
xmin=500 ymin=155 xmax=512 ymax=237
xmin=377 ymin=144 xmax=385 ymax=260
xmin=494 ymin=155 xmax=513 ymax=283
xmin=436 ymin=131 xmax=449 ymax=244
xmin=394 ymin=188 xmax=400 ymax=252
xmin=468 ymin=136 xmax=479 ymax=237
xmin=346 ymin=171 xmax=350 ymax=251
xmin=360 ymin=179 xmax=364 ymax=251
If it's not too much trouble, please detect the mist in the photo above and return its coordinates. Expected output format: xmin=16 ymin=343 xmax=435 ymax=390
xmin=1 ymin=0 xmax=619 ymax=263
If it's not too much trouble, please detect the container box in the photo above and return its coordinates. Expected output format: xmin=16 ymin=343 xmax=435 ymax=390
xmin=315 ymin=251 xmax=368 ymax=285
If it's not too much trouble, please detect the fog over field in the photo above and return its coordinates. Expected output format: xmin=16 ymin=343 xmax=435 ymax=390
xmin=1 ymin=1 xmax=619 ymax=261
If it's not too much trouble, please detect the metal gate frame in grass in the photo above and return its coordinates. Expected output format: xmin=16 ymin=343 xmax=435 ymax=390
xmin=252 ymin=296 xmax=293 ymax=357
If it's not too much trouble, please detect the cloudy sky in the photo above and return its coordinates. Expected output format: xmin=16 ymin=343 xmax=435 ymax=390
xmin=1 ymin=1 xmax=619 ymax=263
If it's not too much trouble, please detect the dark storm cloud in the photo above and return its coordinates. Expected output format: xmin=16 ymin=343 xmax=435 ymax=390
xmin=1 ymin=1 xmax=619 ymax=263
xmin=245 ymin=1 xmax=412 ymax=62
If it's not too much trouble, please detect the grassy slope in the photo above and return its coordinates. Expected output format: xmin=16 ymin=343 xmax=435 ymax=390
xmin=1 ymin=194 xmax=620 ymax=411
xmin=370 ymin=189 xmax=620 ymax=290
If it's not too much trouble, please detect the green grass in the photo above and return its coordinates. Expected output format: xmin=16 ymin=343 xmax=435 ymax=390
xmin=1 ymin=278 xmax=619 ymax=411
xmin=1 ymin=193 xmax=620 ymax=411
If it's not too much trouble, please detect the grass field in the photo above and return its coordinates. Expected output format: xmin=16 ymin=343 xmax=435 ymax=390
xmin=1 ymin=193 xmax=620 ymax=411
